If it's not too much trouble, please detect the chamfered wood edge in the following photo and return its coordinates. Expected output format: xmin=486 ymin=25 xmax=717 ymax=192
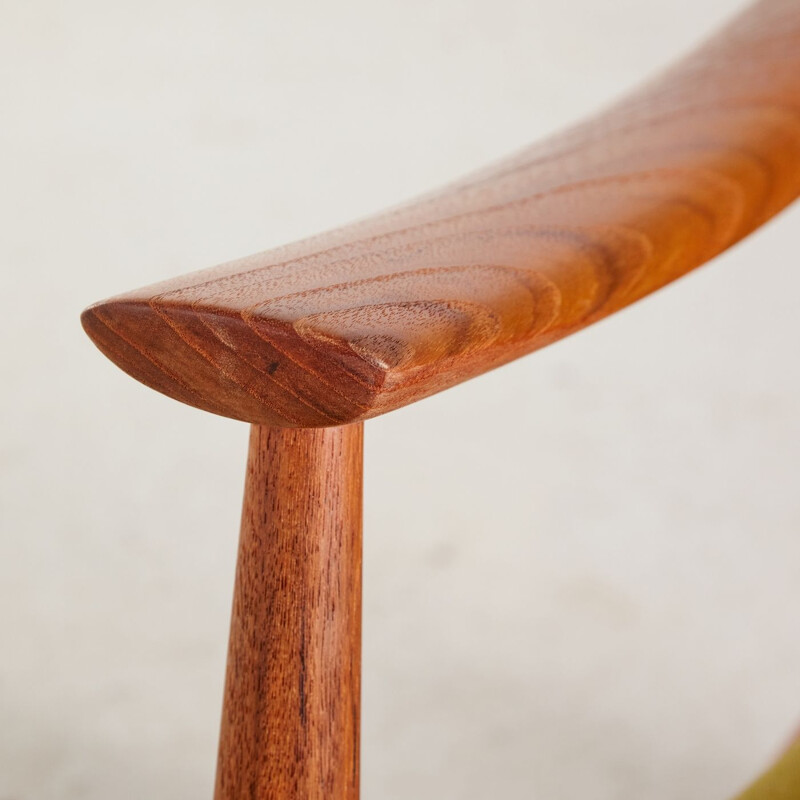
xmin=81 ymin=0 xmax=800 ymax=427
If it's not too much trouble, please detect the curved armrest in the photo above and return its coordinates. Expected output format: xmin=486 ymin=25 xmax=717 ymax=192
xmin=82 ymin=0 xmax=800 ymax=427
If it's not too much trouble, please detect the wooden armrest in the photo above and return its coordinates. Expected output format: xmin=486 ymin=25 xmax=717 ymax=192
xmin=81 ymin=0 xmax=800 ymax=427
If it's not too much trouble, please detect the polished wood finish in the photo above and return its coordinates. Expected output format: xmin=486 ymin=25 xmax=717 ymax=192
xmin=79 ymin=1 xmax=800 ymax=798
xmin=82 ymin=0 xmax=800 ymax=428
xmin=214 ymin=424 xmax=363 ymax=800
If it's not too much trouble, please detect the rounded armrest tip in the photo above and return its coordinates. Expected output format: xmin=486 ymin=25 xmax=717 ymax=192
xmin=80 ymin=0 xmax=800 ymax=427
xmin=80 ymin=294 xmax=386 ymax=427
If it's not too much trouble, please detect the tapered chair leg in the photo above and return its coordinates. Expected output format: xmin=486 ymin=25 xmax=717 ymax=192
xmin=214 ymin=424 xmax=363 ymax=800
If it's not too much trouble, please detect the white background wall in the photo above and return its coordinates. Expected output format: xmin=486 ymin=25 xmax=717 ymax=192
xmin=2 ymin=0 xmax=800 ymax=797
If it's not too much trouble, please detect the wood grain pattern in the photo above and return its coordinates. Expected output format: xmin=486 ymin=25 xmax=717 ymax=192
xmin=81 ymin=0 xmax=800 ymax=427
xmin=214 ymin=424 xmax=363 ymax=800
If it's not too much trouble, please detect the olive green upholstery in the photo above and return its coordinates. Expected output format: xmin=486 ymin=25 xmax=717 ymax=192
xmin=735 ymin=742 xmax=800 ymax=800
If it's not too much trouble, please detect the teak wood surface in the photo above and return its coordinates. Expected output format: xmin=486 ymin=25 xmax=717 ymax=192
xmin=80 ymin=1 xmax=800 ymax=799
xmin=215 ymin=424 xmax=363 ymax=800
xmin=82 ymin=0 xmax=800 ymax=429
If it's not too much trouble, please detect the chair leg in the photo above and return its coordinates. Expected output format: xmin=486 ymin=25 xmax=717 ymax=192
xmin=214 ymin=424 xmax=363 ymax=800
